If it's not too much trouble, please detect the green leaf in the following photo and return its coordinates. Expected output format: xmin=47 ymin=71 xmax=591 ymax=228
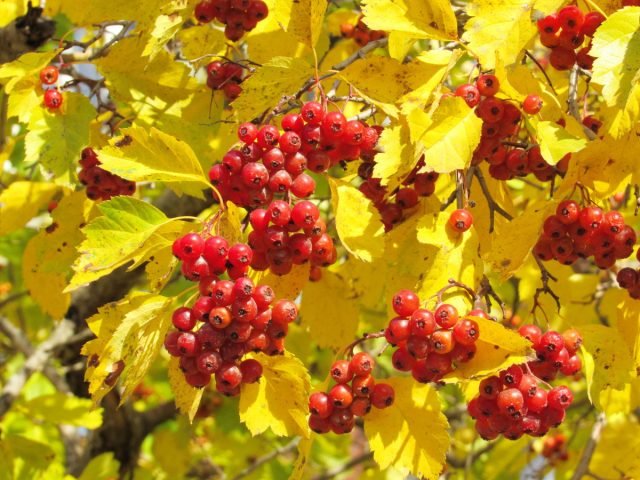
xmin=69 ymin=196 xmax=182 ymax=290
xmin=534 ymin=120 xmax=587 ymax=166
xmin=0 ymin=182 xmax=59 ymax=235
xmin=81 ymin=292 xmax=173 ymax=405
xmin=590 ymin=7 xmax=640 ymax=138
xmin=0 ymin=50 xmax=58 ymax=93
xmin=97 ymin=126 xmax=210 ymax=198
xmin=20 ymin=392 xmax=103 ymax=428
xmin=365 ymin=377 xmax=449 ymax=479
xmin=239 ymin=352 xmax=310 ymax=438
xmin=232 ymin=57 xmax=315 ymax=121
xmin=78 ymin=453 xmax=120 ymax=480
xmin=24 ymin=92 xmax=96 ymax=180
xmin=329 ymin=178 xmax=385 ymax=262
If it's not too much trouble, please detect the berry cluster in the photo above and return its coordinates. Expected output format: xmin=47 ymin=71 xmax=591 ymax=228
xmin=534 ymin=201 xmax=636 ymax=268
xmin=247 ymin=200 xmax=336 ymax=276
xmin=467 ymin=325 xmax=580 ymax=440
xmin=537 ymin=6 xmax=603 ymax=71
xmin=40 ymin=65 xmax=63 ymax=110
xmin=615 ymin=250 xmax=640 ymax=299
xmin=78 ymin=147 xmax=136 ymax=201
xmin=209 ymin=103 xmax=380 ymax=209
xmin=205 ymin=60 xmax=247 ymax=101
xmin=358 ymin=154 xmax=438 ymax=231
xmin=456 ymin=75 xmax=566 ymax=182
xmin=340 ymin=15 xmax=386 ymax=47
xmin=308 ymin=352 xmax=394 ymax=434
xmin=166 ymin=232 xmax=300 ymax=394
xmin=385 ymin=290 xmax=481 ymax=383
xmin=195 ymin=0 xmax=268 ymax=41
xmin=541 ymin=433 xmax=569 ymax=463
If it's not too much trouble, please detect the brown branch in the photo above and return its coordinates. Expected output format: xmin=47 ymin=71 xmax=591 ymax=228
xmin=531 ymin=254 xmax=560 ymax=321
xmin=472 ymin=167 xmax=513 ymax=232
xmin=568 ymin=65 xmax=597 ymax=141
xmin=524 ymin=50 xmax=557 ymax=95
xmin=570 ymin=413 xmax=606 ymax=480
xmin=342 ymin=330 xmax=386 ymax=358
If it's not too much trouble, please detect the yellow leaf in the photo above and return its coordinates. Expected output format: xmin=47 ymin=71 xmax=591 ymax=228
xmin=0 ymin=1 xmax=27 ymax=28
xmin=232 ymin=57 xmax=315 ymax=121
xmin=329 ymin=178 xmax=385 ymax=262
xmin=365 ymin=377 xmax=448 ymax=479
xmin=82 ymin=292 xmax=173 ymax=405
xmin=98 ymin=126 xmax=209 ymax=198
xmin=590 ymin=418 xmax=640 ymax=480
xmin=417 ymin=96 xmax=483 ymax=173
xmin=300 ymin=268 xmax=359 ymax=350
xmin=361 ymin=0 xmax=457 ymax=41
xmin=463 ymin=0 xmax=565 ymax=69
xmin=590 ymin=7 xmax=640 ymax=138
xmin=0 ymin=50 xmax=58 ymax=93
xmin=25 ymin=92 xmax=96 ymax=180
xmin=581 ymin=324 xmax=635 ymax=410
xmin=447 ymin=317 xmax=533 ymax=380
xmin=19 ymin=392 xmax=103 ymax=429
xmin=372 ymin=119 xmax=415 ymax=190
xmin=176 ymin=26 xmax=227 ymax=64
xmin=22 ymin=192 xmax=94 ymax=318
xmin=69 ymin=196 xmax=181 ymax=290
xmin=533 ymin=120 xmax=587 ymax=166
xmin=168 ymin=356 xmax=203 ymax=422
xmin=272 ymin=0 xmax=327 ymax=49
xmin=251 ymin=264 xmax=309 ymax=301
xmin=7 ymin=77 xmax=42 ymax=124
xmin=239 ymin=352 xmax=310 ymax=437
xmin=45 ymin=0 xmax=155 ymax=24
xmin=78 ymin=453 xmax=120 ymax=480
xmin=0 ymin=181 xmax=58 ymax=235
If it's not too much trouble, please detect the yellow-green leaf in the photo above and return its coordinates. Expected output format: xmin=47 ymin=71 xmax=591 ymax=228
xmin=300 ymin=268 xmax=359 ymax=350
xmin=78 ymin=453 xmax=120 ymax=480
xmin=239 ymin=352 xmax=310 ymax=438
xmin=534 ymin=120 xmax=587 ymax=166
xmin=25 ymin=92 xmax=96 ymax=179
xmin=97 ymin=126 xmax=209 ymax=198
xmin=0 ymin=50 xmax=58 ymax=93
xmin=0 ymin=181 xmax=58 ymax=235
xmin=20 ymin=392 xmax=103 ymax=429
xmin=590 ymin=418 xmax=640 ymax=480
xmin=418 ymin=96 xmax=483 ymax=173
xmin=168 ymin=356 xmax=203 ymax=422
xmin=272 ymin=0 xmax=327 ymax=49
xmin=590 ymin=7 xmax=640 ymax=138
xmin=365 ymin=377 xmax=448 ymax=479
xmin=372 ymin=118 xmax=415 ymax=190
xmin=329 ymin=178 xmax=385 ymax=262
xmin=82 ymin=292 xmax=173 ymax=405
xmin=361 ymin=0 xmax=457 ymax=41
xmin=232 ymin=56 xmax=315 ymax=121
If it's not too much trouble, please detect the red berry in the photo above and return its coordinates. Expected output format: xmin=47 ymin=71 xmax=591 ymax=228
xmin=352 ymin=374 xmax=375 ymax=396
xmin=434 ymin=303 xmax=458 ymax=329
xmin=350 ymin=351 xmax=375 ymax=376
xmin=522 ymin=94 xmax=543 ymax=115
xmin=196 ymin=351 xmax=222 ymax=375
xmin=40 ymin=65 xmax=59 ymax=85
xmin=371 ymin=383 xmax=395 ymax=408
xmin=556 ymin=200 xmax=580 ymax=225
xmin=454 ymin=83 xmax=481 ymax=108
xmin=237 ymin=122 xmax=258 ymax=144
xmin=476 ymin=74 xmax=500 ymax=97
xmin=537 ymin=14 xmax=560 ymax=34
xmin=329 ymin=383 xmax=353 ymax=408
xmin=392 ymin=289 xmax=420 ymax=317
xmin=44 ymin=89 xmax=63 ymax=109
xmin=301 ymin=101 xmax=324 ymax=125
xmin=239 ymin=359 xmax=263 ymax=383
xmin=449 ymin=208 xmax=473 ymax=233
xmin=309 ymin=392 xmax=333 ymax=418
xmin=195 ymin=1 xmax=216 ymax=22
xmin=496 ymin=388 xmax=524 ymax=416
xmin=549 ymin=48 xmax=576 ymax=71
xmin=430 ymin=329 xmax=454 ymax=354
xmin=582 ymin=11 xmax=605 ymax=37
xmin=172 ymin=307 xmax=196 ymax=331
xmin=547 ymin=386 xmax=573 ymax=409
xmin=479 ymin=376 xmax=502 ymax=399
xmin=558 ymin=5 xmax=585 ymax=34
xmin=409 ymin=309 xmax=436 ymax=337
xmin=518 ymin=324 xmax=542 ymax=346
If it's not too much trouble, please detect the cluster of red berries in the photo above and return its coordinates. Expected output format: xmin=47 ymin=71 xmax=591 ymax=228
xmin=455 ymin=75 xmax=565 ymax=182
xmin=209 ymin=102 xmax=380 ymax=209
xmin=247 ymin=200 xmax=336 ymax=276
xmin=308 ymin=352 xmax=394 ymax=434
xmin=340 ymin=15 xmax=386 ymax=47
xmin=166 ymin=232 xmax=300 ymax=394
xmin=205 ymin=60 xmax=247 ymax=101
xmin=195 ymin=0 xmax=268 ymax=41
xmin=534 ymin=201 xmax=636 ymax=269
xmin=468 ymin=324 xmax=580 ymax=441
xmin=536 ymin=6 xmax=604 ymax=71
xmin=385 ymin=290 xmax=481 ymax=383
xmin=615 ymin=249 xmax=640 ymax=299
xmin=40 ymin=65 xmax=63 ymax=110
xmin=358 ymin=155 xmax=438 ymax=231
xmin=78 ymin=147 xmax=136 ymax=201
xmin=541 ymin=433 xmax=569 ymax=463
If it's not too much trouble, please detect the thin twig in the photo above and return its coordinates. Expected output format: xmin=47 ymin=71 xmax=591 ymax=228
xmin=232 ymin=438 xmax=300 ymax=480
xmin=313 ymin=452 xmax=374 ymax=480
xmin=0 ymin=290 xmax=27 ymax=310
xmin=472 ymin=167 xmax=513 ymax=233
xmin=568 ymin=65 xmax=597 ymax=141
xmin=570 ymin=413 xmax=606 ymax=480
xmin=525 ymin=50 xmax=557 ymax=95
xmin=531 ymin=254 xmax=560 ymax=322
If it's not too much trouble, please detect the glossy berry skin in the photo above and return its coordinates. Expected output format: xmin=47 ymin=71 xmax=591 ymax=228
xmin=44 ymin=89 xmax=63 ymax=109
xmin=330 ymin=360 xmax=353 ymax=384
xmin=496 ymin=388 xmax=524 ymax=416
xmin=455 ymin=83 xmax=481 ymax=108
xmin=522 ymin=94 xmax=543 ymax=115
xmin=556 ymin=200 xmax=580 ymax=225
xmin=434 ymin=303 xmax=458 ymax=329
xmin=449 ymin=209 xmax=473 ymax=233
xmin=350 ymin=351 xmax=375 ymax=376
xmin=392 ymin=289 xmax=420 ymax=317
xmin=371 ymin=383 xmax=395 ymax=408
xmin=518 ymin=324 xmax=542 ymax=347
xmin=172 ymin=307 xmax=196 ymax=331
xmin=582 ymin=11 xmax=605 ymax=37
xmin=562 ymin=328 xmax=582 ymax=354
xmin=547 ymin=386 xmax=573 ymax=409
xmin=476 ymin=74 xmax=500 ymax=97
xmin=309 ymin=392 xmax=333 ymax=418
xmin=40 ymin=66 xmax=59 ymax=85
xmin=239 ymin=359 xmax=263 ymax=383
xmin=537 ymin=331 xmax=565 ymax=358
xmin=329 ymin=384 xmax=353 ymax=408
xmin=557 ymin=5 xmax=584 ymax=34
xmin=409 ymin=309 xmax=436 ymax=337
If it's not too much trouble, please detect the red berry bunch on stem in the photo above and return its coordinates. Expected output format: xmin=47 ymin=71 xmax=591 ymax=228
xmin=455 ymin=74 xmax=565 ymax=182
xmin=78 ymin=147 xmax=136 ymax=201
xmin=468 ymin=324 xmax=580 ymax=440
xmin=534 ymin=200 xmax=636 ymax=268
xmin=40 ymin=65 xmax=63 ymax=110
xmin=541 ymin=433 xmax=569 ymax=463
xmin=617 ymin=250 xmax=640 ymax=299
xmin=195 ymin=0 xmax=268 ymax=41
xmin=166 ymin=232 xmax=300 ymax=394
xmin=209 ymin=102 xmax=381 ymax=209
xmin=536 ymin=6 xmax=604 ymax=70
xmin=205 ymin=60 xmax=247 ymax=101
xmin=358 ymin=154 xmax=438 ymax=231
xmin=308 ymin=352 xmax=394 ymax=434
xmin=385 ymin=289 xmax=481 ymax=383
xmin=247 ymin=200 xmax=336 ymax=276
xmin=340 ymin=15 xmax=387 ymax=47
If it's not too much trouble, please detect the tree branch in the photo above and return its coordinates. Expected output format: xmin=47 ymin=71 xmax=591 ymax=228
xmin=232 ymin=438 xmax=300 ymax=480
xmin=570 ymin=413 xmax=606 ymax=480
xmin=313 ymin=451 xmax=374 ymax=480
xmin=568 ymin=65 xmax=597 ymax=141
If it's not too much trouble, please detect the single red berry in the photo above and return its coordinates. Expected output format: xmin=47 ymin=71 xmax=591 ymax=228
xmin=617 ymin=267 xmax=638 ymax=289
xmin=239 ymin=359 xmax=263 ymax=383
xmin=309 ymin=392 xmax=334 ymax=418
xmin=237 ymin=122 xmax=258 ymax=144
xmin=40 ymin=65 xmax=59 ymax=85
xmin=216 ymin=363 xmax=243 ymax=389
xmin=195 ymin=0 xmax=216 ymax=22
xmin=496 ymin=388 xmax=524 ymax=416
xmin=476 ymin=74 xmax=500 ymax=97
xmin=196 ymin=351 xmax=222 ymax=375
xmin=499 ymin=365 xmax=523 ymax=388
xmin=525 ymin=387 xmax=548 ymax=413
xmin=386 ymin=317 xmax=411 ymax=344
xmin=301 ymin=101 xmax=324 ymax=125
xmin=518 ymin=324 xmax=542 ymax=346
xmin=522 ymin=94 xmax=543 ymax=115
xmin=547 ymin=385 xmax=573 ymax=409
xmin=350 ymin=351 xmax=375 ymax=376
xmin=556 ymin=200 xmax=580 ymax=225
xmin=562 ymin=328 xmax=582 ymax=354
xmin=308 ymin=414 xmax=331 ymax=433
xmin=329 ymin=383 xmax=353 ymax=408
xmin=172 ymin=307 xmax=196 ymax=331
xmin=454 ymin=83 xmax=481 ymax=108
xmin=479 ymin=376 xmax=502 ymax=399
xmin=330 ymin=360 xmax=353 ymax=384
xmin=449 ymin=208 xmax=473 ymax=233
xmin=581 ymin=11 xmax=605 ymax=37
xmin=392 ymin=289 xmax=420 ymax=317
xmin=537 ymin=14 xmax=560 ymax=34
xmin=558 ymin=5 xmax=585 ymax=34
xmin=409 ymin=309 xmax=436 ymax=337
xmin=44 ymin=89 xmax=63 ymax=109
xmin=352 ymin=374 xmax=375 ymax=397
xmin=371 ymin=383 xmax=395 ymax=408
xmin=549 ymin=47 xmax=576 ymax=71
xmin=434 ymin=303 xmax=459 ymax=329
xmin=430 ymin=329 xmax=455 ymax=354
